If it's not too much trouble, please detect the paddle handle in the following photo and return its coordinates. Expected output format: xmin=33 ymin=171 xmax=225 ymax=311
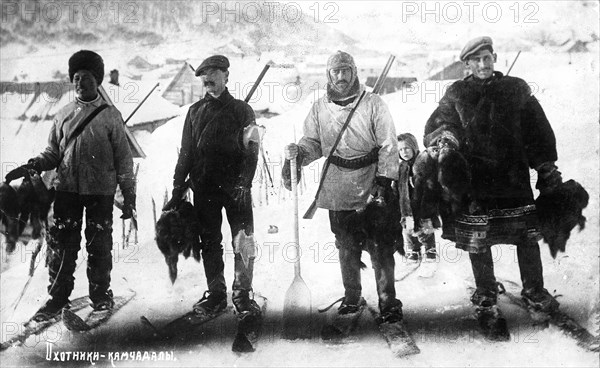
xmin=290 ymin=157 xmax=301 ymax=276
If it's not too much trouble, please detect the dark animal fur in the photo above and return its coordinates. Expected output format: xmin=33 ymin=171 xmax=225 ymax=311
xmin=0 ymin=171 xmax=54 ymax=253
xmin=536 ymin=179 xmax=589 ymax=258
xmin=438 ymin=146 xmax=472 ymax=215
xmin=155 ymin=200 xmax=202 ymax=283
xmin=413 ymin=143 xmax=472 ymax=232
xmin=342 ymin=183 xmax=404 ymax=256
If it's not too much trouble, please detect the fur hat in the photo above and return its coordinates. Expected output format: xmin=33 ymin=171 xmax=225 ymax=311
xmin=460 ymin=36 xmax=494 ymax=61
xmin=68 ymin=50 xmax=104 ymax=85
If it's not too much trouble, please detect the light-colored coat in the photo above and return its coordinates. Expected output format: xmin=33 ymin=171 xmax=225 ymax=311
xmin=298 ymin=85 xmax=399 ymax=211
xmin=35 ymin=97 xmax=134 ymax=195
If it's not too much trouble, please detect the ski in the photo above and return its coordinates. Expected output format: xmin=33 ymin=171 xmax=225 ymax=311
xmin=231 ymin=295 xmax=268 ymax=353
xmin=417 ymin=259 xmax=438 ymax=278
xmin=395 ymin=258 xmax=421 ymax=281
xmin=498 ymin=280 xmax=599 ymax=352
xmin=367 ymin=305 xmax=420 ymax=357
xmin=319 ymin=297 xmax=366 ymax=343
xmin=141 ymin=306 xmax=232 ymax=339
xmin=62 ymin=291 xmax=136 ymax=332
xmin=0 ymin=296 xmax=91 ymax=351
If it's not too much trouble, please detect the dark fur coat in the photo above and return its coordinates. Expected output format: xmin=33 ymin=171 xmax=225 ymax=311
xmin=415 ymin=72 xmax=558 ymax=237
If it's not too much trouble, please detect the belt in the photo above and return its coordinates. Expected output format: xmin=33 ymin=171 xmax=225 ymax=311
xmin=329 ymin=147 xmax=379 ymax=170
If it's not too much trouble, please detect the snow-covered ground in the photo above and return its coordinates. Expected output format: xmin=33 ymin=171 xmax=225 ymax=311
xmin=1 ymin=50 xmax=598 ymax=367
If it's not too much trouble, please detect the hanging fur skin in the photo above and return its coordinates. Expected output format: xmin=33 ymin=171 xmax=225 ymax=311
xmin=155 ymin=201 xmax=202 ymax=283
xmin=0 ymin=171 xmax=54 ymax=254
xmin=342 ymin=181 xmax=404 ymax=255
xmin=536 ymin=180 xmax=589 ymax=258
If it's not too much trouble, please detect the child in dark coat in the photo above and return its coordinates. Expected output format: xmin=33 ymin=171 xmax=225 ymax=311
xmin=397 ymin=133 xmax=437 ymax=261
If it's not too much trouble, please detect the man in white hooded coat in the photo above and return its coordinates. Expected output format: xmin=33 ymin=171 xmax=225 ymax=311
xmin=284 ymin=51 xmax=403 ymax=322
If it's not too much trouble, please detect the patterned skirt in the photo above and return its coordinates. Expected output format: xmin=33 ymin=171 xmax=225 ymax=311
xmin=452 ymin=204 xmax=541 ymax=253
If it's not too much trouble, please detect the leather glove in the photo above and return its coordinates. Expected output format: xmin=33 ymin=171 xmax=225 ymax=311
xmin=232 ymin=185 xmax=251 ymax=210
xmin=4 ymin=159 xmax=41 ymax=183
xmin=536 ymin=162 xmax=563 ymax=195
xmin=282 ymin=144 xmax=304 ymax=191
xmin=120 ymin=187 xmax=136 ymax=219
xmin=163 ymin=186 xmax=186 ymax=211
xmin=436 ymin=132 xmax=460 ymax=149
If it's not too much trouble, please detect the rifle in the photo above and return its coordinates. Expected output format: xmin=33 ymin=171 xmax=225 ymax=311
xmin=507 ymin=50 xmax=521 ymax=75
xmin=187 ymin=62 xmax=273 ymax=188
xmin=303 ymin=55 xmax=396 ymax=219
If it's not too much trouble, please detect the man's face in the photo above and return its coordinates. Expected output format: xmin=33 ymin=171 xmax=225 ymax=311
xmin=329 ymin=67 xmax=353 ymax=93
xmin=200 ymin=68 xmax=228 ymax=97
xmin=465 ymin=49 xmax=496 ymax=80
xmin=73 ymin=70 xmax=98 ymax=101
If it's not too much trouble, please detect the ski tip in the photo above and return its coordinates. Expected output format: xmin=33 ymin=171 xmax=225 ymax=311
xmin=62 ymin=308 xmax=91 ymax=332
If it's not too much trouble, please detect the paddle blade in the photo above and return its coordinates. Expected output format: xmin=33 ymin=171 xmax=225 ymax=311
xmin=282 ymin=275 xmax=312 ymax=339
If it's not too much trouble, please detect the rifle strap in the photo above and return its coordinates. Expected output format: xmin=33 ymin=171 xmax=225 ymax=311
xmin=311 ymin=90 xmax=367 ymax=203
xmin=57 ymin=104 xmax=109 ymax=168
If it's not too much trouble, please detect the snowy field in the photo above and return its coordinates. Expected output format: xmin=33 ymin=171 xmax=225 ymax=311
xmin=0 ymin=50 xmax=598 ymax=367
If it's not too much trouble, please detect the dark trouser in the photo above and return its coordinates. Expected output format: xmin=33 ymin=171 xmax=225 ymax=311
xmin=329 ymin=210 xmax=397 ymax=311
xmin=46 ymin=191 xmax=114 ymax=304
xmin=194 ymin=187 xmax=254 ymax=305
xmin=469 ymin=237 xmax=544 ymax=305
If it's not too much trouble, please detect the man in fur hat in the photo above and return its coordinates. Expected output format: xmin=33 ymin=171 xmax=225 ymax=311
xmin=5 ymin=50 xmax=136 ymax=321
xmin=420 ymin=36 xmax=562 ymax=338
xmin=163 ymin=55 xmax=262 ymax=318
xmin=283 ymin=51 xmax=404 ymax=323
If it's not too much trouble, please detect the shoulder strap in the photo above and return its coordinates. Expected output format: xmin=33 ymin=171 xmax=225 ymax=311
xmin=57 ymin=104 xmax=109 ymax=167
xmin=312 ymin=90 xmax=367 ymax=201
xmin=326 ymin=90 xmax=367 ymax=158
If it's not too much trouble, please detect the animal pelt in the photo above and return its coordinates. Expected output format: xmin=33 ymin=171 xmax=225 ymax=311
xmin=0 ymin=183 xmax=20 ymax=252
xmin=342 ymin=183 xmax=404 ymax=255
xmin=413 ymin=143 xmax=472 ymax=227
xmin=155 ymin=200 xmax=202 ymax=283
xmin=536 ymin=179 xmax=589 ymax=258
xmin=0 ymin=171 xmax=54 ymax=254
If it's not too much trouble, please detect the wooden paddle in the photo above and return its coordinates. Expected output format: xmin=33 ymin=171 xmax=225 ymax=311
xmin=282 ymin=156 xmax=312 ymax=339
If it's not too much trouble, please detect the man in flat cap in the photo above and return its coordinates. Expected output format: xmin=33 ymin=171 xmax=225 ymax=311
xmin=418 ymin=36 xmax=562 ymax=339
xmin=164 ymin=55 xmax=262 ymax=318
xmin=5 ymin=50 xmax=136 ymax=321
xmin=283 ymin=51 xmax=404 ymax=327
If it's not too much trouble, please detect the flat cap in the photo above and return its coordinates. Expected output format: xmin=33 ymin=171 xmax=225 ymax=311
xmin=195 ymin=55 xmax=230 ymax=76
xmin=460 ymin=36 xmax=494 ymax=61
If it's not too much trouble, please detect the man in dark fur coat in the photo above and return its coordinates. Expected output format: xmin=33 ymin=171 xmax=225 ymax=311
xmin=419 ymin=36 xmax=563 ymax=332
